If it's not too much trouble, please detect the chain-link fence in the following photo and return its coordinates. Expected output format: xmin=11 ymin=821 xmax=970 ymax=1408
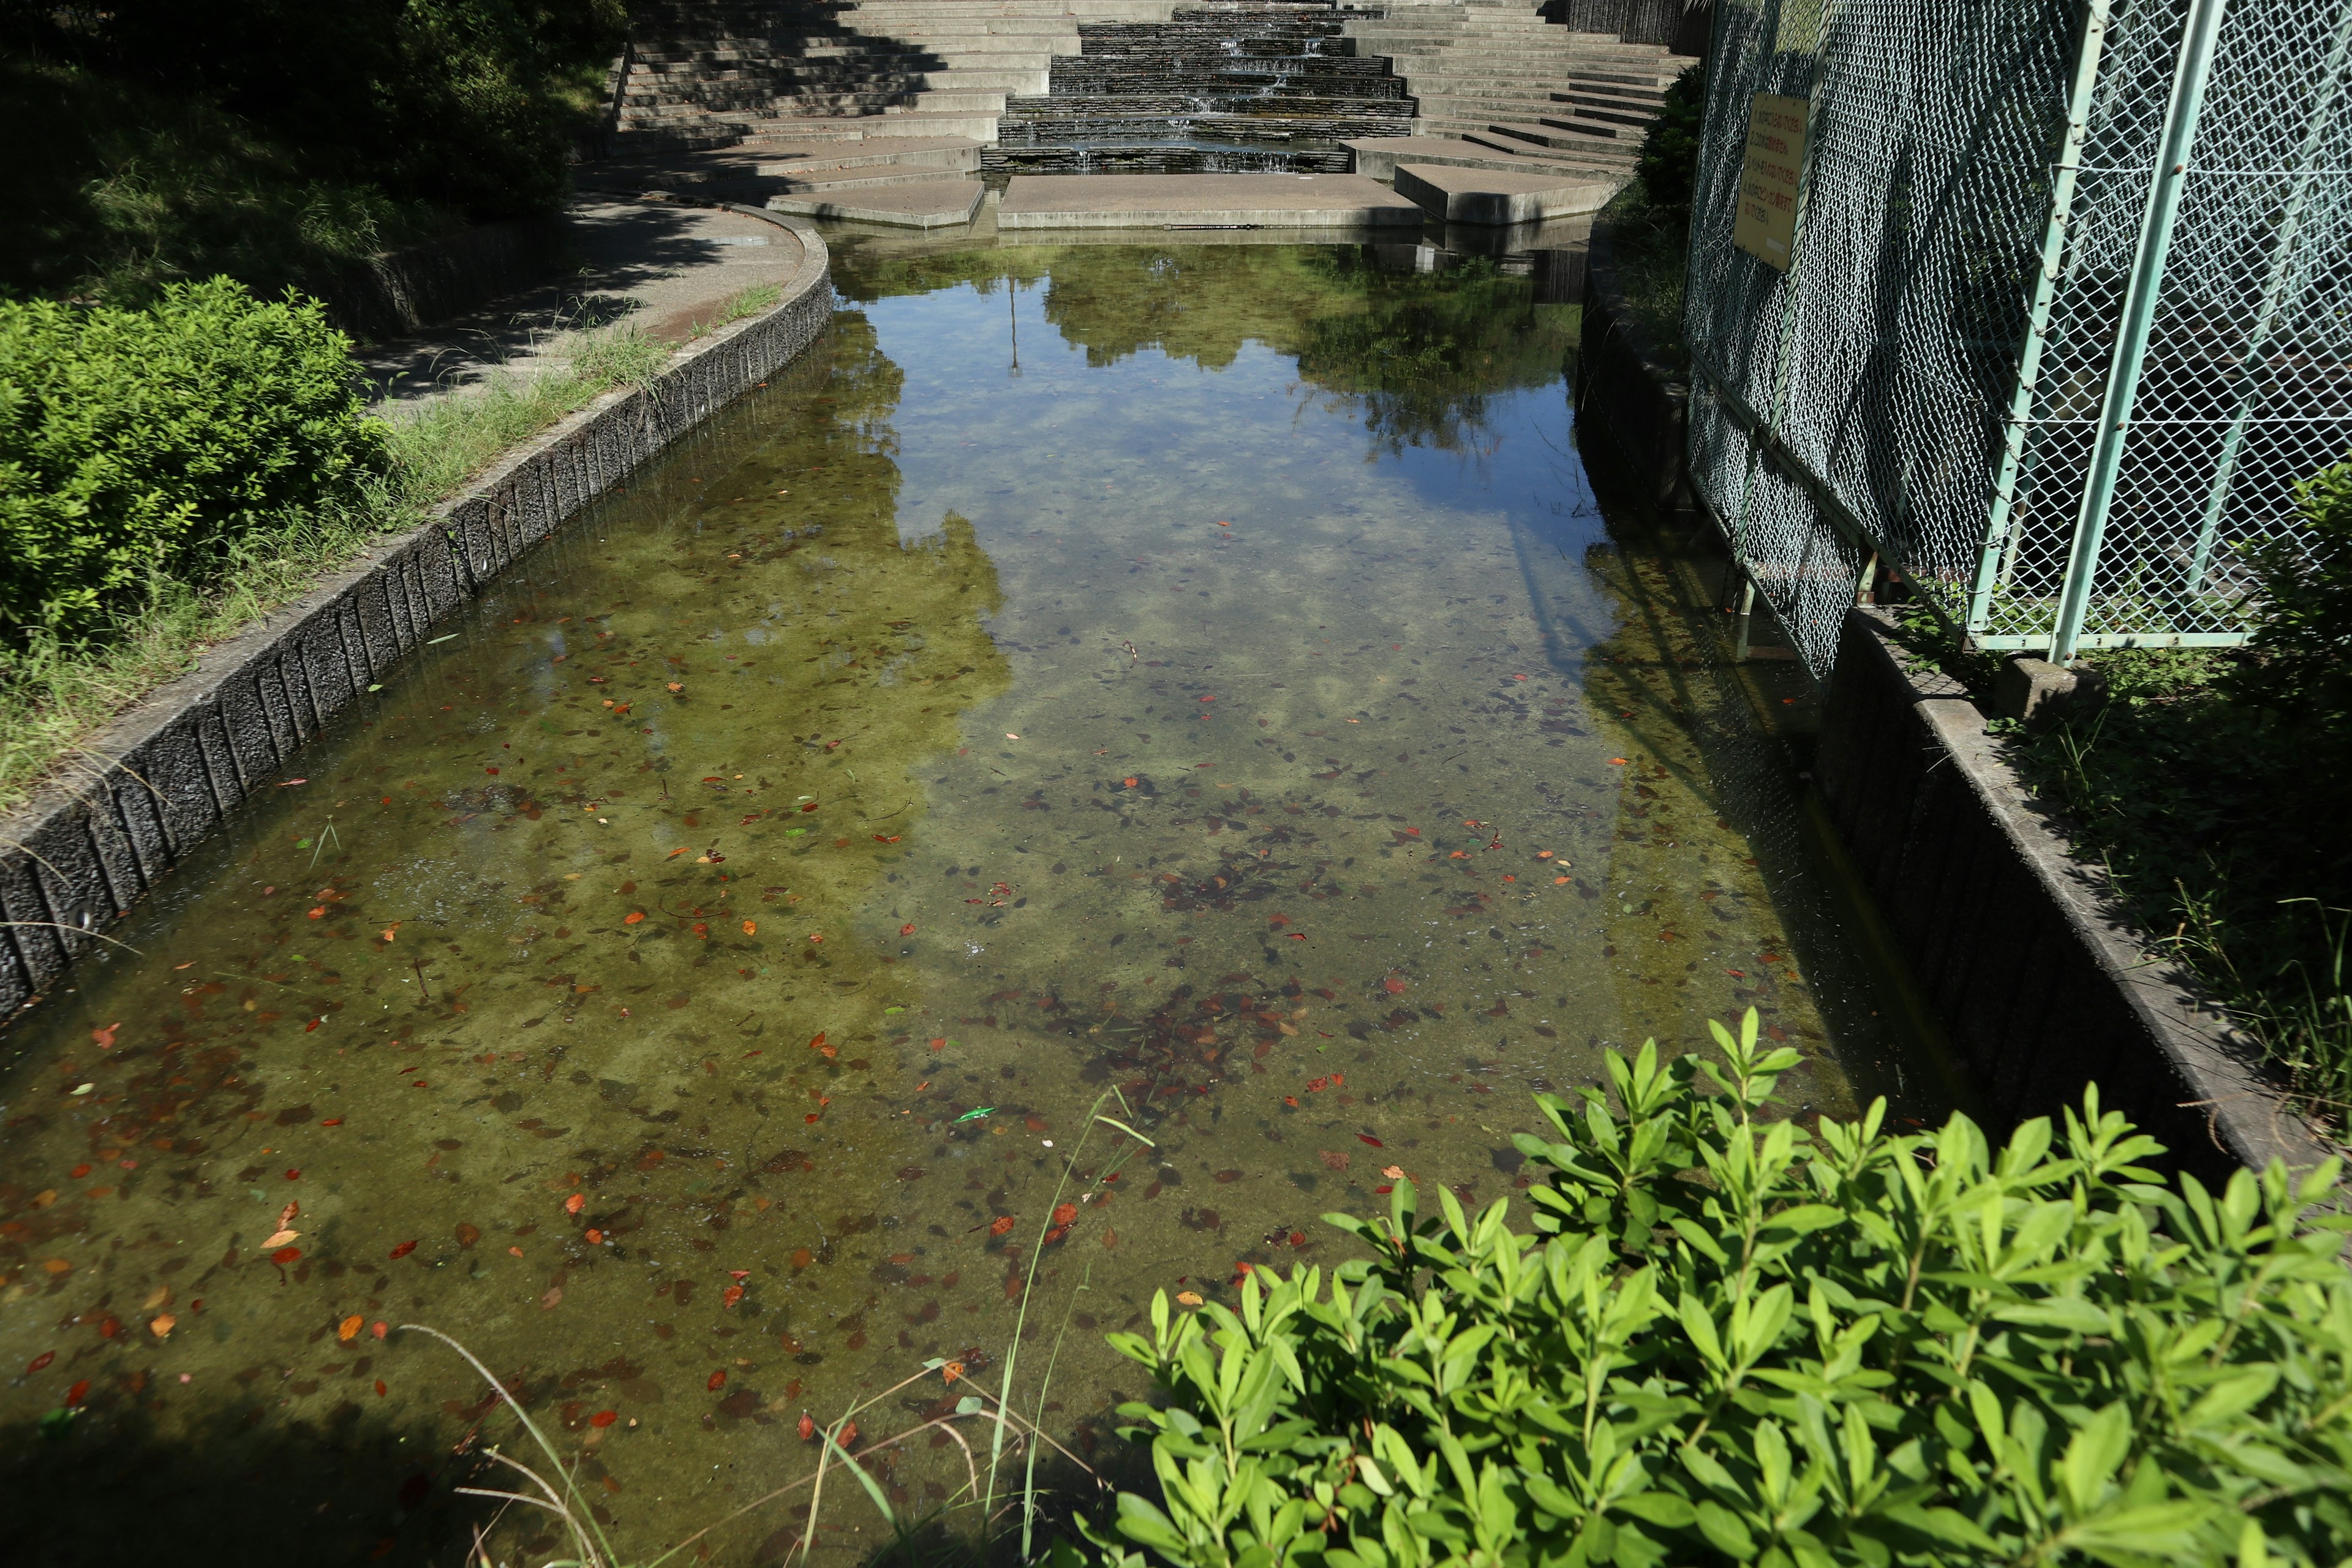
xmin=1683 ymin=0 xmax=2352 ymax=674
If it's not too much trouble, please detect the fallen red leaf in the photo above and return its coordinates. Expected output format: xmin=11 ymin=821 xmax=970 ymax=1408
xmin=590 ymin=1410 xmax=618 ymax=1428
xmin=65 ymin=1379 xmax=89 ymax=1408
xmin=1052 ymin=1202 xmax=1077 ymax=1226
xmin=722 ymin=1284 xmax=744 ymax=1309
xmin=1042 ymin=1225 xmax=1069 ymax=1245
xmin=1382 ymin=976 xmax=1407 ymax=993
xmin=271 ymin=1246 xmax=302 ymax=1265
xmin=389 ymin=1240 xmax=417 ymax=1258
xmin=565 ymin=1193 xmax=586 ymax=1215
xmin=797 ymin=1414 xmax=816 ymax=1442
xmin=27 ymin=1351 xmax=53 ymax=1374
xmin=989 ymin=1215 xmax=1015 ymax=1235
xmin=707 ymin=1370 xmax=726 ymax=1391
xmin=624 ymin=912 xmax=646 ymax=925
xmin=900 ymin=923 xmax=916 ymax=935
xmin=1357 ymin=1134 xmax=1385 ymax=1148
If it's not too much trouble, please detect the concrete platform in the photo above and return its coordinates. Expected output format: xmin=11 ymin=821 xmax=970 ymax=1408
xmin=998 ymin=173 xmax=1425 ymax=230
xmin=764 ymin=179 xmax=985 ymax=229
xmin=1344 ymin=135 xmax=1621 ymax=183
xmin=1392 ymin=163 xmax=1615 ymax=225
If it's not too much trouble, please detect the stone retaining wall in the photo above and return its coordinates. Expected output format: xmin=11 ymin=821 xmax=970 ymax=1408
xmin=0 ymin=214 xmax=833 ymax=1022
xmin=1815 ymin=608 xmax=2334 ymax=1182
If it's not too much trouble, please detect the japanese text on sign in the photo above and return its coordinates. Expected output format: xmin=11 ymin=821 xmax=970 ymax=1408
xmin=1734 ymin=93 xmax=1809 ymax=271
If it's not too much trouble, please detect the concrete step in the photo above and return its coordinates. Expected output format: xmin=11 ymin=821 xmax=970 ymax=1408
xmin=764 ymin=178 xmax=987 ymax=230
xmin=1343 ymin=134 xmax=1625 ymax=183
xmin=752 ymin=137 xmax=982 ymax=174
xmin=749 ymin=108 xmax=1006 ymax=140
xmin=1539 ymin=108 xmax=1638 ymax=140
xmin=767 ymin=161 xmax=979 ymax=192
xmin=1483 ymin=118 xmax=1610 ymax=152
xmin=1459 ymin=124 xmax=1634 ymax=162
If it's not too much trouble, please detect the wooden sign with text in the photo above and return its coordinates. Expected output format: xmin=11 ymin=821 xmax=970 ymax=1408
xmin=1734 ymin=93 xmax=1809 ymax=271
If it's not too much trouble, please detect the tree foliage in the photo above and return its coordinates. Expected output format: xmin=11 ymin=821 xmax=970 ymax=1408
xmin=1068 ymin=1014 xmax=2352 ymax=1568
xmin=1635 ymin=64 xmax=1708 ymax=220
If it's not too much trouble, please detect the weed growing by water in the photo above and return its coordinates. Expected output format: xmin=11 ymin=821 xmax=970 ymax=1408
xmin=377 ymin=319 xmax=671 ymax=501
xmin=687 ymin=282 xmax=786 ymax=342
xmin=405 ymin=1096 xmax=1161 ymax=1567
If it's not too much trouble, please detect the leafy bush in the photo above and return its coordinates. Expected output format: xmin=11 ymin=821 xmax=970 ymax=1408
xmin=2230 ymin=462 xmax=2352 ymax=790
xmin=0 ymin=279 xmax=389 ymax=643
xmin=1074 ymin=1014 xmax=2352 ymax=1568
xmin=1635 ymin=64 xmax=1708 ymax=221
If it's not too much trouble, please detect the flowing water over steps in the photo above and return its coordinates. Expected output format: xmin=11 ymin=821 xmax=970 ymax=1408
xmin=990 ymin=4 xmax=1415 ymax=175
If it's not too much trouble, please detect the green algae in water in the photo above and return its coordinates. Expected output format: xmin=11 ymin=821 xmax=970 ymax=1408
xmin=0 ymin=246 xmax=1925 ymax=1565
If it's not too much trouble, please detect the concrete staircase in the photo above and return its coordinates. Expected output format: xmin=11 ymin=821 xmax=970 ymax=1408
xmin=992 ymin=5 xmax=1416 ymax=173
xmin=1338 ymin=0 xmax=1691 ymax=181
xmin=616 ymin=0 xmax=1186 ymax=148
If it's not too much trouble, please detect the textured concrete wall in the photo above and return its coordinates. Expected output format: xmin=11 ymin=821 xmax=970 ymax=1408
xmin=0 ymin=214 xmax=833 ymax=1022
xmin=1573 ymin=222 xmax=1692 ymax=521
xmin=1815 ymin=608 xmax=2333 ymax=1181
xmin=306 ymin=217 xmax=574 ymax=344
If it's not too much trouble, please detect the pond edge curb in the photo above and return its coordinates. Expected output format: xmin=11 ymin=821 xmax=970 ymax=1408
xmin=0 ymin=210 xmax=834 ymax=1023
xmin=1575 ymin=219 xmax=2336 ymax=1180
xmin=1815 ymin=608 xmax=2340 ymax=1183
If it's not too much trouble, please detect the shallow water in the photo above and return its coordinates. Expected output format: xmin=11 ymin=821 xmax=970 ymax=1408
xmin=0 ymin=244 xmax=1930 ymax=1564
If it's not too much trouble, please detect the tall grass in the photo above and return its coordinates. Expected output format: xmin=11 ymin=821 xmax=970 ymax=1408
xmin=377 ymin=318 xmax=669 ymax=500
xmin=403 ymin=1097 xmax=1159 ymax=1568
xmin=0 ymin=306 xmax=731 ymax=820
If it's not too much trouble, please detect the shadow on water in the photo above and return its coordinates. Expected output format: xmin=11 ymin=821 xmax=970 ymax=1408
xmin=0 ymin=1397 xmax=467 ymax=1567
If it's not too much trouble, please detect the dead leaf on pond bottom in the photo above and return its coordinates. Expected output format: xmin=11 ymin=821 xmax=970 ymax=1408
xmin=1318 ymin=1150 xmax=1350 ymax=1170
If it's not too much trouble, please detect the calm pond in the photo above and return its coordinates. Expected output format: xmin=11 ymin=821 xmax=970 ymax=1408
xmin=0 ymin=240 xmax=1937 ymax=1564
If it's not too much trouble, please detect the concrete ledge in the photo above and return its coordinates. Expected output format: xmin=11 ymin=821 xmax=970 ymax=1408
xmin=998 ymin=173 xmax=1425 ymax=229
xmin=1815 ymin=608 xmax=2338 ymax=1181
xmin=766 ymin=179 xmax=985 ymax=228
xmin=1392 ymin=162 xmax=1614 ymax=224
xmin=0 ymin=215 xmax=835 ymax=1023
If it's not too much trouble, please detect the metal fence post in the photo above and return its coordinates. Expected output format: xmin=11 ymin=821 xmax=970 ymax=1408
xmin=1966 ymin=0 xmax=2116 ymax=639
xmin=2047 ymin=0 xmax=2231 ymax=663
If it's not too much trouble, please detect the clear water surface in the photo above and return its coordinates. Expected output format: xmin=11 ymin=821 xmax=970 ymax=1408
xmin=0 ymin=242 xmax=1930 ymax=1565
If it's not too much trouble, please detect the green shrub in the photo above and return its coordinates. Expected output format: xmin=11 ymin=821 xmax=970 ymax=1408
xmin=1635 ymin=64 xmax=1709 ymax=221
xmin=2230 ymin=463 xmax=2352 ymax=783
xmin=1074 ymin=1014 xmax=2352 ymax=1568
xmin=0 ymin=278 xmax=388 ymax=643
